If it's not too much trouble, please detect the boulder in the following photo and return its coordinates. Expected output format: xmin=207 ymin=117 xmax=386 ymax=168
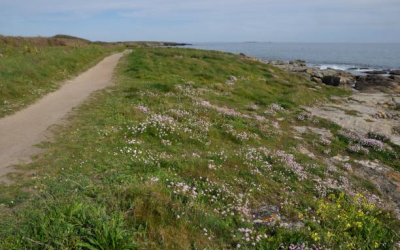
xmin=322 ymin=76 xmax=341 ymax=86
xmin=322 ymin=75 xmax=354 ymax=88
xmin=289 ymin=60 xmax=306 ymax=67
xmin=320 ymin=69 xmax=338 ymax=77
xmin=355 ymin=75 xmax=398 ymax=93
xmin=339 ymin=76 xmax=356 ymax=88
xmin=365 ymin=70 xmax=390 ymax=75
xmin=389 ymin=75 xmax=400 ymax=83
xmin=304 ymin=68 xmax=313 ymax=74
xmin=390 ymin=70 xmax=400 ymax=76
xmin=312 ymin=77 xmax=323 ymax=84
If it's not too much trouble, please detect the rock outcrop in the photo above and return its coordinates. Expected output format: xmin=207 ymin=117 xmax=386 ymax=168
xmin=390 ymin=70 xmax=400 ymax=76
xmin=262 ymin=60 xmax=356 ymax=88
xmin=244 ymin=56 xmax=400 ymax=93
xmin=365 ymin=70 xmax=390 ymax=75
xmin=355 ymin=75 xmax=399 ymax=93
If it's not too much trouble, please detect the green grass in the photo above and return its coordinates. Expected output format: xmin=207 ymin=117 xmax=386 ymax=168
xmin=0 ymin=48 xmax=398 ymax=249
xmin=0 ymin=43 xmax=120 ymax=118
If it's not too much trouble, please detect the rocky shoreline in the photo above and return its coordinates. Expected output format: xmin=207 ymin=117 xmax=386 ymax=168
xmin=261 ymin=59 xmax=400 ymax=94
xmin=242 ymin=55 xmax=400 ymax=144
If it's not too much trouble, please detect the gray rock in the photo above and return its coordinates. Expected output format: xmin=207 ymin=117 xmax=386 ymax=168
xmin=312 ymin=77 xmax=323 ymax=84
xmin=289 ymin=60 xmax=306 ymax=67
xmin=321 ymin=69 xmax=338 ymax=77
xmin=390 ymin=70 xmax=400 ymax=76
xmin=339 ymin=76 xmax=356 ymax=88
xmin=252 ymin=205 xmax=281 ymax=227
xmin=393 ymin=97 xmax=400 ymax=110
xmin=393 ymin=125 xmax=400 ymax=135
xmin=251 ymin=204 xmax=304 ymax=230
xmin=365 ymin=70 xmax=390 ymax=75
xmin=389 ymin=75 xmax=400 ymax=83
xmin=354 ymin=161 xmax=400 ymax=211
xmin=355 ymin=75 xmax=398 ymax=93
xmin=226 ymin=75 xmax=238 ymax=85
xmin=322 ymin=75 xmax=341 ymax=86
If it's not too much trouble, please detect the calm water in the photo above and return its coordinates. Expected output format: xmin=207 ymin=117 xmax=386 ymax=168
xmin=185 ymin=43 xmax=400 ymax=72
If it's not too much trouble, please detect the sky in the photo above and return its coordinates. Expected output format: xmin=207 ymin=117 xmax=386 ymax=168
xmin=0 ymin=0 xmax=399 ymax=43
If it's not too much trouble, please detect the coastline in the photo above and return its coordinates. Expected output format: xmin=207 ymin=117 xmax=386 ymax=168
xmin=244 ymin=56 xmax=400 ymax=94
xmin=240 ymin=55 xmax=400 ymax=147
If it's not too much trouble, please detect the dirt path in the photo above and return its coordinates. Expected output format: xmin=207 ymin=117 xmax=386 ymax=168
xmin=0 ymin=50 xmax=130 ymax=178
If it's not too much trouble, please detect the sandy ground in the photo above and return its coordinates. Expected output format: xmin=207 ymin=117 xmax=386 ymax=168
xmin=0 ymin=50 xmax=130 ymax=179
xmin=308 ymin=92 xmax=400 ymax=146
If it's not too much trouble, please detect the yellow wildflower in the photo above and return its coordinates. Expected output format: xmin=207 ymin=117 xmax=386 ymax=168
xmin=311 ymin=232 xmax=320 ymax=242
xmin=356 ymin=193 xmax=364 ymax=198
xmin=327 ymin=231 xmax=335 ymax=238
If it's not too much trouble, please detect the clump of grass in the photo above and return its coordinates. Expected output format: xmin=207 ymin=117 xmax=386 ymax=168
xmin=1 ymin=201 xmax=135 ymax=250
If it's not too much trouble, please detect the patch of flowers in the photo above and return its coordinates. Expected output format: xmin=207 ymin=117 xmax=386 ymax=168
xmin=296 ymin=112 xmax=312 ymax=121
xmin=167 ymin=177 xmax=253 ymax=222
xmin=348 ymin=144 xmax=369 ymax=154
xmin=310 ymin=193 xmax=396 ymax=249
xmin=222 ymin=124 xmax=260 ymax=141
xmin=343 ymin=163 xmax=352 ymax=172
xmin=119 ymin=146 xmax=160 ymax=166
xmin=129 ymin=107 xmax=213 ymax=144
xmin=338 ymin=130 xmax=386 ymax=152
xmin=240 ymin=147 xmax=272 ymax=174
xmin=197 ymin=99 xmax=251 ymax=118
xmin=278 ymin=243 xmax=325 ymax=250
xmin=167 ymin=180 xmax=198 ymax=199
xmin=272 ymin=121 xmax=280 ymax=130
xmin=235 ymin=228 xmax=268 ymax=248
xmin=175 ymin=84 xmax=210 ymax=97
xmin=267 ymin=103 xmax=286 ymax=114
xmin=136 ymin=105 xmax=149 ymax=113
xmin=319 ymin=137 xmax=331 ymax=146
xmin=274 ymin=150 xmax=307 ymax=180
xmin=367 ymin=132 xmax=390 ymax=142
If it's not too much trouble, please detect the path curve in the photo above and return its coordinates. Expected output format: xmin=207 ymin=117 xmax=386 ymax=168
xmin=0 ymin=50 xmax=130 ymax=178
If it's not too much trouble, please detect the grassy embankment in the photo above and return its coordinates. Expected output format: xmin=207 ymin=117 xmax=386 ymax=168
xmin=0 ymin=48 xmax=399 ymax=249
xmin=0 ymin=36 xmax=121 ymax=118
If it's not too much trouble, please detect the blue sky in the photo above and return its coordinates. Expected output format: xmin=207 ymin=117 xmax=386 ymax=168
xmin=0 ymin=0 xmax=399 ymax=42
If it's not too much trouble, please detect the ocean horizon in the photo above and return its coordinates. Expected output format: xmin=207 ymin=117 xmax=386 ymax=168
xmin=185 ymin=42 xmax=400 ymax=74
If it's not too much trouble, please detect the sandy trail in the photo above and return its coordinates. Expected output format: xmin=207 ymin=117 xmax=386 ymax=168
xmin=0 ymin=50 xmax=130 ymax=178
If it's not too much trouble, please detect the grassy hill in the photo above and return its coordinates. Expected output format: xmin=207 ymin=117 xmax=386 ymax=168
xmin=0 ymin=48 xmax=399 ymax=249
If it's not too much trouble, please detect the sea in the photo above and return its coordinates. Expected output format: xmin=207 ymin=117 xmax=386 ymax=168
xmin=184 ymin=43 xmax=400 ymax=74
